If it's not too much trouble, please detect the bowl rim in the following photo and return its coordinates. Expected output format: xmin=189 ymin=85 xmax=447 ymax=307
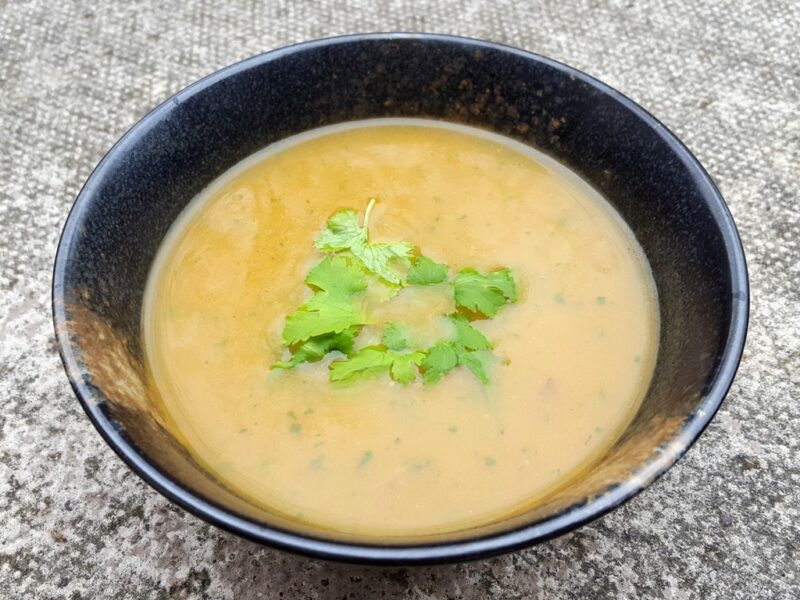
xmin=52 ymin=32 xmax=749 ymax=565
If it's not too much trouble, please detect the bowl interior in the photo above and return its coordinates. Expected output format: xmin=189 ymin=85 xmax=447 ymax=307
xmin=53 ymin=35 xmax=747 ymax=562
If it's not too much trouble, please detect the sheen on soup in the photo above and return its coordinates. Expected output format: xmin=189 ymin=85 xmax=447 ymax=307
xmin=143 ymin=120 xmax=659 ymax=536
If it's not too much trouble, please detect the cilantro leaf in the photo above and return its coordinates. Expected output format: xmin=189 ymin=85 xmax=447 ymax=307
xmin=282 ymin=296 xmax=362 ymax=345
xmin=330 ymin=346 xmax=425 ymax=384
xmin=449 ymin=313 xmax=492 ymax=350
xmin=356 ymin=241 xmax=415 ymax=285
xmin=407 ymin=255 xmax=448 ymax=285
xmin=281 ymin=257 xmax=367 ymax=345
xmin=305 ymin=255 xmax=368 ymax=296
xmin=420 ymin=342 xmax=459 ymax=385
xmin=389 ymin=351 xmax=425 ymax=384
xmin=314 ymin=198 xmax=414 ymax=285
xmin=274 ymin=327 xmax=358 ymax=369
xmin=382 ymin=323 xmax=408 ymax=351
xmin=330 ymin=348 xmax=393 ymax=382
xmin=314 ymin=210 xmax=365 ymax=253
xmin=454 ymin=346 xmax=491 ymax=384
xmin=420 ymin=325 xmax=493 ymax=385
xmin=453 ymin=268 xmax=518 ymax=317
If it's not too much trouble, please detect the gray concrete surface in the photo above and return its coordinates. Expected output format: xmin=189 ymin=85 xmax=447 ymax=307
xmin=1 ymin=1 xmax=798 ymax=598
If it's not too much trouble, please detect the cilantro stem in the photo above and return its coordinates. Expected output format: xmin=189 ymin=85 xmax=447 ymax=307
xmin=363 ymin=197 xmax=378 ymax=231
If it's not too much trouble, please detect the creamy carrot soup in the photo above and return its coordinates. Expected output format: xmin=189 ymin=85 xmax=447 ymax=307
xmin=143 ymin=120 xmax=658 ymax=536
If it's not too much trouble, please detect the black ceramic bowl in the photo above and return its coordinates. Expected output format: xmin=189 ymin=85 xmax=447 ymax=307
xmin=53 ymin=34 xmax=748 ymax=564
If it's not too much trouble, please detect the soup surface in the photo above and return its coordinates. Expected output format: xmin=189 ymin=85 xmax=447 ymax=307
xmin=144 ymin=120 xmax=658 ymax=536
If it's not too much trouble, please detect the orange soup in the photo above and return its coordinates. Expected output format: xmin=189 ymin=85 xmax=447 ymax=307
xmin=143 ymin=120 xmax=658 ymax=536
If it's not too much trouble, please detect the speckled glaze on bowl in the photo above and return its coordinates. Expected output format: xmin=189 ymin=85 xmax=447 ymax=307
xmin=52 ymin=34 xmax=748 ymax=564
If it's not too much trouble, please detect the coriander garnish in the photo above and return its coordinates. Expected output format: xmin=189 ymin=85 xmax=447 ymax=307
xmin=273 ymin=198 xmax=518 ymax=386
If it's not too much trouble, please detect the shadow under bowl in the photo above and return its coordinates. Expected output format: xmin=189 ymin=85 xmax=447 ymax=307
xmin=52 ymin=33 xmax=748 ymax=565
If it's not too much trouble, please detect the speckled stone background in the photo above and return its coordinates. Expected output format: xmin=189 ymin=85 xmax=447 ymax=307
xmin=1 ymin=0 xmax=798 ymax=598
